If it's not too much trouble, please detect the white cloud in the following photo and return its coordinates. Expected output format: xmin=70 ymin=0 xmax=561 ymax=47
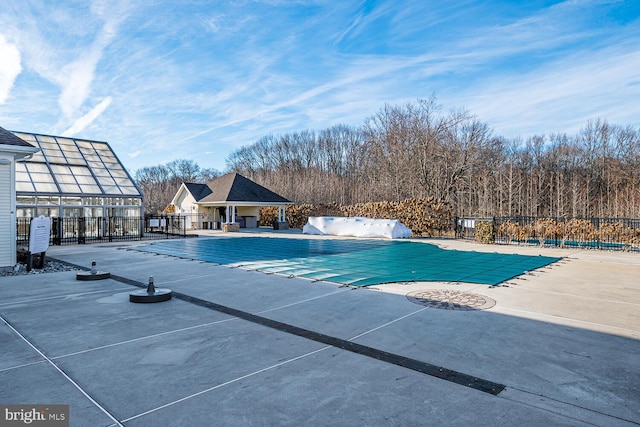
xmin=453 ymin=41 xmax=640 ymax=137
xmin=62 ymin=96 xmax=112 ymax=136
xmin=0 ymin=34 xmax=22 ymax=104
xmin=58 ymin=50 xmax=103 ymax=118
xmin=57 ymin=0 xmax=127 ymax=119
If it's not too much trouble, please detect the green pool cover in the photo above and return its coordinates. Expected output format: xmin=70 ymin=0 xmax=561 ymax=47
xmin=138 ymin=237 xmax=561 ymax=286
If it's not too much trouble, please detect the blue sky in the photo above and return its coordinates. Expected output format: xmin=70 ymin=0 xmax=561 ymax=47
xmin=1 ymin=0 xmax=639 ymax=174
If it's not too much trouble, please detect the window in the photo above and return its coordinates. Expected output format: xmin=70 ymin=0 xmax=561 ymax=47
xmin=13 ymin=131 xmax=144 ymax=217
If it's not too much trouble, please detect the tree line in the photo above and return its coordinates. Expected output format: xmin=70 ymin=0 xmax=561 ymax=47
xmin=226 ymin=97 xmax=640 ymax=218
xmin=135 ymin=97 xmax=640 ymax=219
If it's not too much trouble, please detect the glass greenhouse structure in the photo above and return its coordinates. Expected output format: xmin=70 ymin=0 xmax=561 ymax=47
xmin=13 ymin=131 xmax=144 ymax=241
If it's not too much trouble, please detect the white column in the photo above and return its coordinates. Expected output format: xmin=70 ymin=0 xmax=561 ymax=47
xmin=282 ymin=206 xmax=286 ymax=222
xmin=232 ymin=205 xmax=236 ymax=223
xmin=225 ymin=205 xmax=230 ymax=223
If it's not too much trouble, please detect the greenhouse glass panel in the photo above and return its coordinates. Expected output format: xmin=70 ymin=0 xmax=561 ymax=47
xmin=75 ymin=174 xmax=97 ymax=184
xmin=105 ymin=197 xmax=121 ymax=205
xmin=84 ymin=207 xmax=103 ymax=217
xmin=64 ymin=150 xmax=84 ymax=158
xmin=98 ymin=176 xmax=116 ymax=186
xmin=104 ymin=162 xmax=121 ymax=170
xmin=67 ymin=158 xmax=86 ymax=166
xmin=17 ymin=196 xmax=36 ymax=205
xmin=63 ymin=146 xmax=82 ymax=154
xmin=120 ymin=187 xmax=140 ymax=195
xmin=62 ymin=207 xmax=82 ymax=217
xmin=36 ymin=207 xmax=59 ymax=217
xmin=37 ymin=196 xmax=60 ymax=205
xmin=47 ymin=155 xmax=67 ymax=164
xmin=110 ymin=169 xmax=127 ymax=177
xmin=59 ymin=183 xmax=82 ymax=193
xmin=94 ymin=172 xmax=112 ymax=179
xmin=80 ymin=184 xmax=102 ymax=193
xmin=70 ymin=165 xmax=93 ymax=175
xmin=16 ymin=182 xmax=35 ymax=192
xmin=84 ymin=197 xmax=104 ymax=205
xmin=29 ymin=152 xmax=46 ymax=162
xmin=13 ymin=133 xmax=36 ymax=142
xmin=116 ymin=177 xmax=132 ymax=186
xmin=41 ymin=146 xmax=63 ymax=156
xmin=30 ymin=172 xmax=55 ymax=183
xmin=38 ymin=142 xmax=57 ymax=152
xmin=65 ymin=158 xmax=83 ymax=167
xmin=56 ymin=174 xmax=76 ymax=184
xmin=50 ymin=164 xmax=70 ymax=173
xmin=34 ymin=182 xmax=58 ymax=192
xmin=16 ymin=208 xmax=36 ymax=218
xmin=87 ymin=161 xmax=104 ymax=169
xmin=62 ymin=197 xmax=82 ymax=205
xmin=26 ymin=163 xmax=49 ymax=173
xmin=102 ymin=186 xmax=122 ymax=194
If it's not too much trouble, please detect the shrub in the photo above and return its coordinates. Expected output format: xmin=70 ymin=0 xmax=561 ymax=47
xmin=475 ymin=221 xmax=495 ymax=244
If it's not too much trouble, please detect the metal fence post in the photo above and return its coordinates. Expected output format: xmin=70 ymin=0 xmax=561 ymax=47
xmin=78 ymin=217 xmax=86 ymax=244
xmin=52 ymin=217 xmax=62 ymax=245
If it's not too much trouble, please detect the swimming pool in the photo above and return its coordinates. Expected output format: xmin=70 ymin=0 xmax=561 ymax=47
xmin=137 ymin=237 xmax=561 ymax=286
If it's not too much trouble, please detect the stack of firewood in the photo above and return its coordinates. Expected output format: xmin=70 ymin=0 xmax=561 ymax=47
xmin=260 ymin=198 xmax=453 ymax=236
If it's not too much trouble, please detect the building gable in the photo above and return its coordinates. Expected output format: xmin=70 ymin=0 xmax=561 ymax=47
xmin=199 ymin=172 xmax=291 ymax=204
xmin=184 ymin=182 xmax=213 ymax=201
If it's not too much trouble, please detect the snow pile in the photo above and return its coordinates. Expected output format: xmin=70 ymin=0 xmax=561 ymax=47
xmin=303 ymin=217 xmax=412 ymax=239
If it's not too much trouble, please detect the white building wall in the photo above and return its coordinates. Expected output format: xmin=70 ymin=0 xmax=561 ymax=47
xmin=0 ymin=155 xmax=16 ymax=269
xmin=174 ymin=188 xmax=198 ymax=229
xmin=176 ymin=192 xmax=197 ymax=214
xmin=236 ymin=206 xmax=260 ymax=217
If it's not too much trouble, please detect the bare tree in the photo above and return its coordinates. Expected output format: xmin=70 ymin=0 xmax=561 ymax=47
xmin=223 ymin=99 xmax=640 ymax=219
xmin=135 ymin=159 xmax=220 ymax=214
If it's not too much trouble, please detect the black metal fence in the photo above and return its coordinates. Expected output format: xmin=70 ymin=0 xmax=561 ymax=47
xmin=17 ymin=215 xmax=187 ymax=247
xmin=456 ymin=216 xmax=640 ymax=251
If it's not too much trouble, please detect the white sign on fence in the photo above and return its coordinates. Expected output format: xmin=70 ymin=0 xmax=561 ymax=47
xmin=150 ymin=219 xmax=160 ymax=227
xmin=29 ymin=215 xmax=50 ymax=254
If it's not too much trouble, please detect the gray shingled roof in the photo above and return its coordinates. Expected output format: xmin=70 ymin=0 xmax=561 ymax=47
xmin=199 ymin=172 xmax=291 ymax=204
xmin=184 ymin=182 xmax=213 ymax=201
xmin=0 ymin=126 xmax=35 ymax=148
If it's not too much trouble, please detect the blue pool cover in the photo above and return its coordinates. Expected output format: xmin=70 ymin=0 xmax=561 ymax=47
xmin=137 ymin=237 xmax=561 ymax=287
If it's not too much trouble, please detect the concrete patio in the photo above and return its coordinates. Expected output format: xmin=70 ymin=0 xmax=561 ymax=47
xmin=0 ymin=233 xmax=638 ymax=426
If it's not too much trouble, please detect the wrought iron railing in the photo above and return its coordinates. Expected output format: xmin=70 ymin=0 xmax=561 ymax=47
xmin=16 ymin=215 xmax=187 ymax=247
xmin=456 ymin=216 xmax=640 ymax=251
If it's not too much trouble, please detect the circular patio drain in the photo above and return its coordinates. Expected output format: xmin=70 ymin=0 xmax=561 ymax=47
xmin=406 ymin=289 xmax=496 ymax=311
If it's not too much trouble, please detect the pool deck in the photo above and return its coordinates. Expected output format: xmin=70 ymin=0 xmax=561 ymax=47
xmin=1 ymin=230 xmax=639 ymax=426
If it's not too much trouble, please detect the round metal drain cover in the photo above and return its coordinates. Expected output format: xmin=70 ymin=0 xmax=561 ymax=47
xmin=407 ymin=289 xmax=495 ymax=311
